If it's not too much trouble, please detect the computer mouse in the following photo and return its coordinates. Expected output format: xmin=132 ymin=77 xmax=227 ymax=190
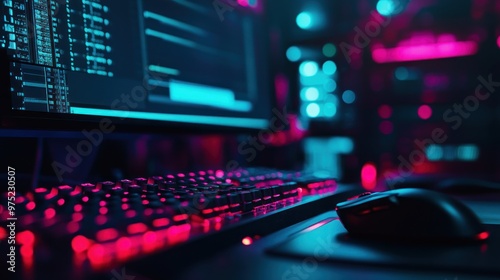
xmin=335 ymin=188 xmax=489 ymax=243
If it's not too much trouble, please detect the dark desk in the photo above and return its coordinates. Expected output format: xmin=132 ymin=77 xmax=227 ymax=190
xmin=168 ymin=191 xmax=500 ymax=280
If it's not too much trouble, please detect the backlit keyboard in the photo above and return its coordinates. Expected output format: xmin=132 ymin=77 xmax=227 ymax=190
xmin=1 ymin=168 xmax=341 ymax=278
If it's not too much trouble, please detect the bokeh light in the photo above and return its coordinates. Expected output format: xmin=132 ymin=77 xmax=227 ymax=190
xmin=322 ymin=61 xmax=337 ymax=75
xmin=306 ymin=103 xmax=320 ymax=117
xmin=322 ymin=43 xmax=337 ymax=57
xmin=323 ymin=79 xmax=337 ymax=92
xmin=299 ymin=61 xmax=319 ymax=77
xmin=376 ymin=0 xmax=396 ymax=16
xmin=379 ymin=121 xmax=394 ymax=134
xmin=361 ymin=163 xmax=377 ymax=191
xmin=323 ymin=103 xmax=337 ymax=117
xmin=296 ymin=12 xmax=312 ymax=29
xmin=394 ymin=67 xmax=409 ymax=80
xmin=417 ymin=105 xmax=432 ymax=120
xmin=342 ymin=90 xmax=356 ymax=104
xmin=286 ymin=46 xmax=301 ymax=62
xmin=378 ymin=105 xmax=392 ymax=119
xmin=304 ymin=87 xmax=319 ymax=101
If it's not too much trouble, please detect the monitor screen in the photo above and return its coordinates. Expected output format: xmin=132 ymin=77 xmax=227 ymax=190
xmin=0 ymin=0 xmax=271 ymax=132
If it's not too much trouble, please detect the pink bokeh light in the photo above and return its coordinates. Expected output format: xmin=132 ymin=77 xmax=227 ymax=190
xmin=417 ymin=105 xmax=433 ymax=120
xmin=379 ymin=121 xmax=394 ymax=135
xmin=378 ymin=105 xmax=393 ymax=119
xmin=361 ymin=163 xmax=377 ymax=191
xmin=372 ymin=33 xmax=478 ymax=63
xmin=274 ymin=73 xmax=288 ymax=108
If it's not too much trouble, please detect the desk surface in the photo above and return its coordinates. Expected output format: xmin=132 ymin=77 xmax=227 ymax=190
xmin=167 ymin=193 xmax=500 ymax=280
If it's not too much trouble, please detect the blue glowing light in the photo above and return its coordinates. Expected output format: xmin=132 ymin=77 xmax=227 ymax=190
xmin=286 ymin=46 xmax=302 ymax=62
xmin=322 ymin=43 xmax=337 ymax=57
xmin=330 ymin=137 xmax=354 ymax=153
xmin=457 ymin=145 xmax=479 ymax=161
xmin=376 ymin=0 xmax=396 ymax=16
xmin=395 ymin=67 xmax=409 ymax=80
xmin=149 ymin=65 xmax=180 ymax=76
xmin=342 ymin=90 xmax=356 ymax=104
xmin=299 ymin=61 xmax=319 ymax=77
xmin=306 ymin=103 xmax=321 ymax=118
xmin=144 ymin=11 xmax=206 ymax=36
xmin=304 ymin=87 xmax=320 ymax=101
xmin=323 ymin=103 xmax=337 ymax=117
xmin=322 ymin=61 xmax=337 ymax=75
xmin=426 ymin=144 xmax=479 ymax=161
xmin=323 ymin=79 xmax=337 ymax=92
xmin=248 ymin=0 xmax=258 ymax=7
xmin=167 ymin=80 xmax=252 ymax=112
xmin=23 ymin=82 xmax=46 ymax=88
xmin=303 ymin=137 xmax=354 ymax=180
xmin=146 ymin=28 xmax=196 ymax=48
xmin=70 ymin=107 xmax=267 ymax=129
xmin=426 ymin=145 xmax=444 ymax=161
xmin=296 ymin=12 xmax=312 ymax=29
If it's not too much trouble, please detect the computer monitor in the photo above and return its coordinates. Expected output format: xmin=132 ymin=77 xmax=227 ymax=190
xmin=0 ymin=0 xmax=272 ymax=133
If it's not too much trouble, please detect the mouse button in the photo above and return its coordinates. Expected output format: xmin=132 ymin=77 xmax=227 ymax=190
xmin=359 ymin=195 xmax=400 ymax=215
xmin=336 ymin=192 xmax=387 ymax=209
xmin=337 ymin=193 xmax=399 ymax=212
xmin=355 ymin=206 xmax=388 ymax=216
xmin=348 ymin=192 xmax=373 ymax=200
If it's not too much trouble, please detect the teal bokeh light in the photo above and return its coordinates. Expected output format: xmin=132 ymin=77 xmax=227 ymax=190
xmin=322 ymin=61 xmax=337 ymax=75
xmin=306 ymin=103 xmax=320 ymax=117
xmin=286 ymin=46 xmax=301 ymax=62
xmin=296 ymin=12 xmax=313 ymax=29
xmin=342 ymin=90 xmax=356 ymax=104
xmin=300 ymin=61 xmax=319 ymax=77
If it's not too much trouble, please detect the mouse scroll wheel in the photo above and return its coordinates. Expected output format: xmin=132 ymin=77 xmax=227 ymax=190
xmin=358 ymin=192 xmax=372 ymax=197
xmin=348 ymin=192 xmax=372 ymax=200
